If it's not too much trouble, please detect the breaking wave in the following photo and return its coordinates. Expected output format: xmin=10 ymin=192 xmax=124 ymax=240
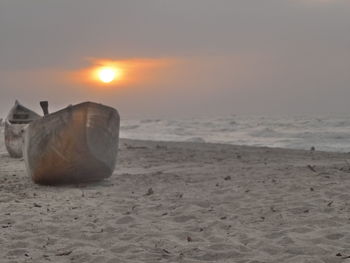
xmin=120 ymin=116 xmax=350 ymax=152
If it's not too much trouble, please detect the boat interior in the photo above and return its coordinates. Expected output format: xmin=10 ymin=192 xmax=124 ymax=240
xmin=8 ymin=105 xmax=40 ymax=124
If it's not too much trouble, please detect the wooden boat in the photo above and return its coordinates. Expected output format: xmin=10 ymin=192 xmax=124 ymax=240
xmin=23 ymin=102 xmax=120 ymax=185
xmin=5 ymin=100 xmax=41 ymax=158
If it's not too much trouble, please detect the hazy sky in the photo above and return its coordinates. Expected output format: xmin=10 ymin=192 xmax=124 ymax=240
xmin=1 ymin=0 xmax=350 ymax=118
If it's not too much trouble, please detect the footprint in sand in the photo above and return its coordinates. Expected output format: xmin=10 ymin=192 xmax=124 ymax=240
xmin=110 ymin=244 xmax=138 ymax=254
xmin=116 ymin=216 xmax=135 ymax=224
xmin=8 ymin=241 xmax=29 ymax=249
xmin=6 ymin=248 xmax=29 ymax=257
xmin=325 ymin=233 xmax=345 ymax=240
xmin=207 ymin=243 xmax=241 ymax=251
xmin=191 ymin=250 xmax=243 ymax=261
xmin=172 ymin=215 xmax=197 ymax=223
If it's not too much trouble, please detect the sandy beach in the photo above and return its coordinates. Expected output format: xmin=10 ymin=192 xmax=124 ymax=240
xmin=1 ymin=128 xmax=350 ymax=262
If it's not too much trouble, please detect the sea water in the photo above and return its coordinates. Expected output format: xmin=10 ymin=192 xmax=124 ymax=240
xmin=120 ymin=115 xmax=350 ymax=152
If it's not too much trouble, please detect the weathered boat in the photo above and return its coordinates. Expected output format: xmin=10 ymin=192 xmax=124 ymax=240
xmin=23 ymin=102 xmax=120 ymax=185
xmin=5 ymin=100 xmax=41 ymax=158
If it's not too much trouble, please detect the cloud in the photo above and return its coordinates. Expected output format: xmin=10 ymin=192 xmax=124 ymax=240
xmin=298 ymin=0 xmax=341 ymax=4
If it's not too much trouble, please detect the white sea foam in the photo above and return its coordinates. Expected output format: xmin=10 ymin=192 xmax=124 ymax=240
xmin=120 ymin=116 xmax=350 ymax=152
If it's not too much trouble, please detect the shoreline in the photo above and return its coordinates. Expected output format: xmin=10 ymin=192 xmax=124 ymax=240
xmin=120 ymin=137 xmax=350 ymax=155
xmin=120 ymin=136 xmax=350 ymax=155
xmin=1 ymin=137 xmax=350 ymax=262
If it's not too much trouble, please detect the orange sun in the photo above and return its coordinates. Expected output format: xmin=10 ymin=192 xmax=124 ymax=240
xmin=97 ymin=67 xmax=122 ymax=83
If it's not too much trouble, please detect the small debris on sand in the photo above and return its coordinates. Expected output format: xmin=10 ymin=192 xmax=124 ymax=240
xmin=55 ymin=250 xmax=73 ymax=256
xmin=307 ymin=165 xmax=317 ymax=173
xmin=145 ymin=188 xmax=154 ymax=196
xmin=224 ymin=175 xmax=231 ymax=181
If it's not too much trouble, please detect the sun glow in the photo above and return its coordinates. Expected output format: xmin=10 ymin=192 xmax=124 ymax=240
xmin=97 ymin=67 xmax=122 ymax=83
xmin=72 ymin=57 xmax=176 ymax=88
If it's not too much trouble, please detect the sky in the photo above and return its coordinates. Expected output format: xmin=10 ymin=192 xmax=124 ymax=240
xmin=1 ymin=0 xmax=350 ymax=118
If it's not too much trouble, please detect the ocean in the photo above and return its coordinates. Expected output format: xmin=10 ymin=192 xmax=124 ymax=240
xmin=120 ymin=115 xmax=350 ymax=153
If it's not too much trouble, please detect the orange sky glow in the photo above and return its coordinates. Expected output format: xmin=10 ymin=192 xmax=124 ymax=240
xmin=71 ymin=58 xmax=178 ymax=89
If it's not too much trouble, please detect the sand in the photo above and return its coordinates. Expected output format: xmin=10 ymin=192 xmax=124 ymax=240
xmin=1 ymin=129 xmax=350 ymax=262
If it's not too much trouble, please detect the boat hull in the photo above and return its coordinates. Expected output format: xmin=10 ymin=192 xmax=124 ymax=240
xmin=24 ymin=102 xmax=120 ymax=185
xmin=5 ymin=121 xmax=27 ymax=158
xmin=5 ymin=101 xmax=41 ymax=158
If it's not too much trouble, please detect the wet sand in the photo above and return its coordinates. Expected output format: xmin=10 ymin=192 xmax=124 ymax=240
xmin=1 ymin=128 xmax=350 ymax=262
